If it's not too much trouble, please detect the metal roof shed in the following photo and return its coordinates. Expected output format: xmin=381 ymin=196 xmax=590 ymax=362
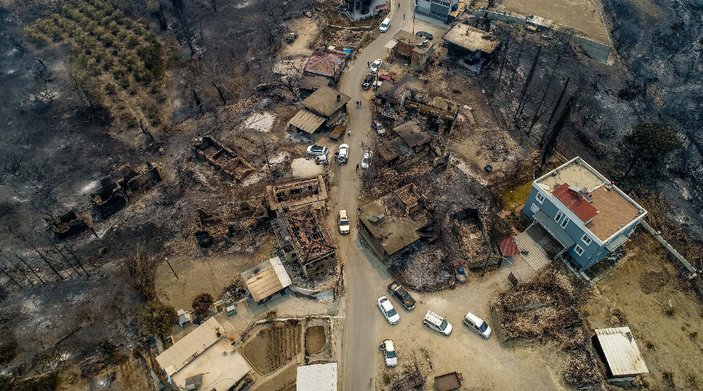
xmin=288 ymin=109 xmax=326 ymax=134
xmin=297 ymin=362 xmax=337 ymax=391
xmin=593 ymin=327 xmax=649 ymax=378
xmin=243 ymin=257 xmax=292 ymax=302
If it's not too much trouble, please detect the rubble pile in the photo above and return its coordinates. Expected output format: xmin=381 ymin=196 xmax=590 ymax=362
xmin=387 ymin=242 xmax=453 ymax=292
xmin=380 ymin=166 xmax=497 ymax=291
xmin=493 ymin=268 xmax=604 ymax=388
xmin=494 ymin=278 xmax=581 ymax=341
xmin=191 ymin=197 xmax=272 ymax=252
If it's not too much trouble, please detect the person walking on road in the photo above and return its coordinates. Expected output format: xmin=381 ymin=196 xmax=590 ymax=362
xmin=355 ymin=163 xmax=359 ymax=172
xmin=403 ymin=13 xmax=406 ymax=19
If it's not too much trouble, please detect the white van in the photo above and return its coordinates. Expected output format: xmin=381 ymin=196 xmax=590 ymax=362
xmin=423 ymin=310 xmax=452 ymax=336
xmin=463 ymin=312 xmax=492 ymax=339
xmin=379 ymin=17 xmax=391 ymax=32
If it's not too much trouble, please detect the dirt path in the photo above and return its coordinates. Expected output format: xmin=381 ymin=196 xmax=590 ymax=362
xmin=334 ymin=1 xmax=416 ymax=389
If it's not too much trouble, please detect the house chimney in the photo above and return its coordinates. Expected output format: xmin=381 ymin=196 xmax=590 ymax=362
xmin=336 ymin=94 xmax=341 ymax=102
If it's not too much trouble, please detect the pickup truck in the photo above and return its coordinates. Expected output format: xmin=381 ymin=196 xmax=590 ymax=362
xmin=387 ymin=281 xmax=416 ymax=310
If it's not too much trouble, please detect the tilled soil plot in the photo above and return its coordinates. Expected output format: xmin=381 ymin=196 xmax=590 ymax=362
xmin=305 ymin=326 xmax=326 ymax=355
xmin=242 ymin=321 xmax=302 ymax=375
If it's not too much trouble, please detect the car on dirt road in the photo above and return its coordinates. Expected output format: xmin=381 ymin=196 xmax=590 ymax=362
xmin=362 ymin=73 xmax=375 ymax=90
xmin=379 ymin=17 xmax=391 ymax=33
xmin=423 ymin=310 xmax=452 ymax=335
xmin=387 ymin=281 xmax=416 ymax=310
xmin=380 ymin=339 xmax=398 ymax=367
xmin=463 ymin=312 xmax=492 ymax=339
xmin=306 ymin=144 xmax=328 ymax=158
xmin=370 ymin=59 xmax=382 ymax=74
xmin=415 ymin=31 xmax=433 ymax=40
xmin=377 ymin=296 xmax=400 ymax=325
xmin=361 ymin=150 xmax=372 ymax=169
xmin=338 ymin=209 xmax=350 ymax=235
xmin=336 ymin=143 xmax=349 ymax=164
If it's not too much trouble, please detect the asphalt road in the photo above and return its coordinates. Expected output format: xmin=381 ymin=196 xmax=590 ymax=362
xmin=336 ymin=2 xmax=415 ymax=389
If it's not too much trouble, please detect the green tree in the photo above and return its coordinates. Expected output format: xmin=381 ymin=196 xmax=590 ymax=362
xmin=139 ymin=301 xmax=177 ymax=337
xmin=619 ymin=122 xmax=682 ymax=187
xmin=192 ymin=293 xmax=214 ymax=320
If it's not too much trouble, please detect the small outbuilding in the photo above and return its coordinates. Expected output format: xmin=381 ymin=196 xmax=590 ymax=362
xmin=242 ymin=256 xmax=293 ymax=303
xmin=303 ymin=52 xmax=347 ymax=85
xmin=593 ymin=327 xmax=649 ymax=378
xmin=442 ymin=24 xmax=501 ymax=73
xmin=289 ymin=86 xmax=351 ymax=134
xmin=297 ymin=362 xmax=337 ymax=391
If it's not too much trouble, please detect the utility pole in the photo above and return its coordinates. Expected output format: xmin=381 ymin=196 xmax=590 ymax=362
xmin=527 ymin=36 xmax=570 ymax=135
xmin=164 ymin=257 xmax=179 ymax=279
xmin=64 ymin=246 xmax=89 ymax=277
xmin=11 ymin=261 xmax=33 ymax=286
xmin=539 ymin=78 xmax=570 ymax=147
xmin=261 ymin=140 xmax=274 ymax=185
xmin=50 ymin=242 xmax=81 ymax=276
xmin=16 ymin=254 xmax=45 ymax=284
xmin=33 ymin=247 xmax=63 ymax=281
xmin=1 ymin=267 xmax=22 ymax=289
xmin=507 ymin=35 xmax=526 ymax=92
xmin=514 ymin=46 xmax=542 ymax=124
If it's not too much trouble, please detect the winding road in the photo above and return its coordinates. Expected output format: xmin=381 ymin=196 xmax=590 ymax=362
xmin=335 ymin=2 xmax=415 ymax=389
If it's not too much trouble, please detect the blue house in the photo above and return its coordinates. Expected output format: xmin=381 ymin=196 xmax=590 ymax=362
xmin=522 ymin=157 xmax=647 ymax=271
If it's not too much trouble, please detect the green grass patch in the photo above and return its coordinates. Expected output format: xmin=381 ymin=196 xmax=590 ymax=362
xmin=502 ymin=181 xmax=533 ymax=210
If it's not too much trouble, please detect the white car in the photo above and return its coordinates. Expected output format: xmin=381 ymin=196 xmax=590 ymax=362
xmin=370 ymin=59 xmax=382 ymax=74
xmin=463 ymin=312 xmax=492 ymax=339
xmin=379 ymin=17 xmax=391 ymax=33
xmin=377 ymin=296 xmax=400 ymax=325
xmin=423 ymin=310 xmax=452 ymax=336
xmin=306 ymin=144 xmax=328 ymax=158
xmin=337 ymin=143 xmax=349 ymax=164
xmin=361 ymin=150 xmax=372 ymax=169
xmin=338 ymin=209 xmax=350 ymax=235
xmin=380 ymin=339 xmax=397 ymax=367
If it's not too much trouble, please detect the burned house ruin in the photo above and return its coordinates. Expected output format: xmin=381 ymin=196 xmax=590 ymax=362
xmin=266 ymin=175 xmax=328 ymax=213
xmin=193 ymin=136 xmax=255 ymax=183
xmin=91 ymin=163 xmax=161 ymax=220
xmin=272 ymin=207 xmax=336 ymax=279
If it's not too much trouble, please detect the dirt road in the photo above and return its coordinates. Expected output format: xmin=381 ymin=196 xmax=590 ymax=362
xmin=335 ymin=2 xmax=416 ymax=389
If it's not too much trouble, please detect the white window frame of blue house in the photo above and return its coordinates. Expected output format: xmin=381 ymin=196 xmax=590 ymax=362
xmin=560 ymin=216 xmax=570 ymax=228
xmin=536 ymin=192 xmax=545 ymax=204
xmin=555 ymin=210 xmax=563 ymax=223
xmin=530 ymin=203 xmax=539 ymax=214
xmin=574 ymin=245 xmax=584 ymax=256
xmin=581 ymin=234 xmax=592 ymax=246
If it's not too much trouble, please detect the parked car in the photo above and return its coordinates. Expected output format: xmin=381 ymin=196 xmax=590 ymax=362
xmin=379 ymin=17 xmax=391 ymax=32
xmin=415 ymin=31 xmax=433 ymax=40
xmin=387 ymin=281 xmax=416 ymax=310
xmin=372 ymin=120 xmax=386 ymax=135
xmin=314 ymin=154 xmax=328 ymax=165
xmin=361 ymin=150 xmax=372 ymax=169
xmin=370 ymin=59 xmax=382 ymax=74
xmin=423 ymin=310 xmax=452 ymax=335
xmin=380 ymin=339 xmax=398 ymax=367
xmin=362 ymin=73 xmax=375 ymax=90
xmin=338 ymin=209 xmax=350 ymax=235
xmin=336 ymin=144 xmax=349 ymax=164
xmin=306 ymin=144 xmax=328 ymax=158
xmin=463 ymin=312 xmax=491 ymax=339
xmin=377 ymin=296 xmax=400 ymax=325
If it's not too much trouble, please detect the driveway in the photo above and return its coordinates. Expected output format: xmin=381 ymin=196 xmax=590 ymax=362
xmin=334 ymin=1 xmax=416 ymax=389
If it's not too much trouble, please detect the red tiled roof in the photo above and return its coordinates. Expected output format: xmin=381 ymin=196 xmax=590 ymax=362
xmin=497 ymin=236 xmax=518 ymax=256
xmin=303 ymin=52 xmax=347 ymax=80
xmin=552 ymin=183 xmax=599 ymax=223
